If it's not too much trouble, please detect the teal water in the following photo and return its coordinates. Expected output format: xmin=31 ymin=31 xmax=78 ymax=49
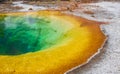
xmin=0 ymin=15 xmax=68 ymax=55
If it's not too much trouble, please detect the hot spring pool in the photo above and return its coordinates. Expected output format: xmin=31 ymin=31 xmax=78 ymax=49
xmin=0 ymin=13 xmax=71 ymax=55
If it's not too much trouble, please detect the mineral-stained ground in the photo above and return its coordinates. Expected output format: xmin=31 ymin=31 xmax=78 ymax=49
xmin=0 ymin=1 xmax=120 ymax=74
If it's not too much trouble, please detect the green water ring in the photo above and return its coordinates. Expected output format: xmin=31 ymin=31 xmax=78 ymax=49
xmin=0 ymin=12 xmax=71 ymax=55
